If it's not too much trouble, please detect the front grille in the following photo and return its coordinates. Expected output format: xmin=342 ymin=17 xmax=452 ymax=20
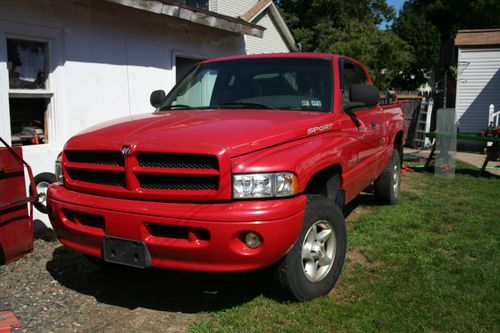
xmin=67 ymin=169 xmax=126 ymax=188
xmin=66 ymin=150 xmax=124 ymax=166
xmin=137 ymin=153 xmax=218 ymax=170
xmin=138 ymin=175 xmax=219 ymax=191
xmin=64 ymin=149 xmax=223 ymax=199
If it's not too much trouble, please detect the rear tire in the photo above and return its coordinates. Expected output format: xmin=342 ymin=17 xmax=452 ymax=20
xmin=374 ymin=149 xmax=401 ymax=205
xmin=274 ymin=195 xmax=347 ymax=301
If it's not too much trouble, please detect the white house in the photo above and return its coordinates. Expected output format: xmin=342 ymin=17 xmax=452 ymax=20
xmin=214 ymin=0 xmax=298 ymax=54
xmin=455 ymin=29 xmax=500 ymax=134
xmin=0 ymin=0 xmax=297 ymax=228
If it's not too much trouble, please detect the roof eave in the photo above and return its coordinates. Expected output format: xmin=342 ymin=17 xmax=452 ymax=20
xmin=455 ymin=28 xmax=500 ymax=47
xmin=103 ymin=0 xmax=265 ymax=38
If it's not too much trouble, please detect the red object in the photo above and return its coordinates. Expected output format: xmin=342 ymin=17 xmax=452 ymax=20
xmin=401 ymin=165 xmax=415 ymax=176
xmin=439 ymin=163 xmax=450 ymax=172
xmin=49 ymin=185 xmax=306 ymax=271
xmin=31 ymin=131 xmax=39 ymax=145
xmin=47 ymin=53 xmax=405 ymax=272
xmin=0 ymin=311 xmax=22 ymax=331
xmin=0 ymin=139 xmax=36 ymax=265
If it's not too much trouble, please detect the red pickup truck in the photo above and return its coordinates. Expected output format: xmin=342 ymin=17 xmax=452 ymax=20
xmin=47 ymin=53 xmax=404 ymax=301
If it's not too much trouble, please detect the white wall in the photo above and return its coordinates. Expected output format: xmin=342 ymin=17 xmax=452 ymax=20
xmin=0 ymin=0 xmax=245 ymax=227
xmin=245 ymin=10 xmax=290 ymax=54
xmin=456 ymin=48 xmax=500 ymax=133
xmin=211 ymin=0 xmax=257 ymax=18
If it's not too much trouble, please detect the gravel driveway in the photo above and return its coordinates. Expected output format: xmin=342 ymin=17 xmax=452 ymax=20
xmin=0 ymin=226 xmax=268 ymax=332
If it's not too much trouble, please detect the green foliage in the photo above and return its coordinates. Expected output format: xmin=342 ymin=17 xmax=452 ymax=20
xmin=392 ymin=6 xmax=440 ymax=89
xmin=275 ymin=0 xmax=413 ymax=90
xmin=406 ymin=0 xmax=500 ymax=42
xmin=322 ymin=21 xmax=414 ymax=90
xmin=276 ymin=0 xmax=500 ymax=91
xmin=392 ymin=0 xmax=500 ymax=89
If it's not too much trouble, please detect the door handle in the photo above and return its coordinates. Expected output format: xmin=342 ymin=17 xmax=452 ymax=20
xmin=371 ymin=120 xmax=377 ymax=129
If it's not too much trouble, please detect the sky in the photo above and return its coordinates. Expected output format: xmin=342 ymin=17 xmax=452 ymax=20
xmin=387 ymin=0 xmax=406 ymax=12
xmin=381 ymin=0 xmax=407 ymax=29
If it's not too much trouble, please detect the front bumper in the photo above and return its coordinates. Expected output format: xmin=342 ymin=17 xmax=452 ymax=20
xmin=47 ymin=184 xmax=306 ymax=272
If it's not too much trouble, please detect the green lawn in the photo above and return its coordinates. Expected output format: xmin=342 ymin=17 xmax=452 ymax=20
xmin=190 ymin=164 xmax=500 ymax=332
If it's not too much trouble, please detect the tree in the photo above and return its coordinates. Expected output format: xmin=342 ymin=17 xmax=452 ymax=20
xmin=392 ymin=6 xmax=440 ymax=90
xmin=275 ymin=0 xmax=413 ymax=90
xmin=322 ymin=21 xmax=414 ymax=89
xmin=393 ymin=0 xmax=500 ymax=90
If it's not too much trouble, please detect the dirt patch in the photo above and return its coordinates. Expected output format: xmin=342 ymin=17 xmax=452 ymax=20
xmin=443 ymin=223 xmax=456 ymax=232
xmin=328 ymin=282 xmax=354 ymax=302
xmin=346 ymin=205 xmax=374 ymax=223
xmin=400 ymin=171 xmax=425 ymax=195
xmin=345 ymin=248 xmax=379 ymax=270
xmin=439 ymin=248 xmax=456 ymax=257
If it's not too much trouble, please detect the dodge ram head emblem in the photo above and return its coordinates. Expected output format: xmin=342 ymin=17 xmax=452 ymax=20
xmin=121 ymin=145 xmax=131 ymax=157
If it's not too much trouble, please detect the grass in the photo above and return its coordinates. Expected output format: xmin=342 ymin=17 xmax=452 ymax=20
xmin=189 ymin=163 xmax=500 ymax=332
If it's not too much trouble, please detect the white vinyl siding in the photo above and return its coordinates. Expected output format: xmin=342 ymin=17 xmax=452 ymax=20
xmin=456 ymin=48 xmax=500 ymax=133
xmin=245 ymin=11 xmax=290 ymax=54
xmin=209 ymin=0 xmax=217 ymax=12
xmin=212 ymin=0 xmax=256 ymax=17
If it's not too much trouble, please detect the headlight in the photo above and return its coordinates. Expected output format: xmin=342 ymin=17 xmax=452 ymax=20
xmin=233 ymin=172 xmax=299 ymax=199
xmin=55 ymin=152 xmax=64 ymax=183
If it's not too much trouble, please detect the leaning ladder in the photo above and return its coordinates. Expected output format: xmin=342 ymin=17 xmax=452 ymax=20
xmin=413 ymin=97 xmax=433 ymax=148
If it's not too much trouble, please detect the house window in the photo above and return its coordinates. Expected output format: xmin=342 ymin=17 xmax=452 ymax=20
xmin=7 ymin=38 xmax=52 ymax=146
xmin=184 ymin=0 xmax=208 ymax=10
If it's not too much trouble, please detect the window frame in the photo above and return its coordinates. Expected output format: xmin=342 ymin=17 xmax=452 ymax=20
xmin=0 ymin=21 xmax=63 ymax=150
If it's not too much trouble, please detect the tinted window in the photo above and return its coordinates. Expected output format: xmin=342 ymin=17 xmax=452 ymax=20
xmin=341 ymin=61 xmax=369 ymax=109
xmin=355 ymin=64 xmax=369 ymax=84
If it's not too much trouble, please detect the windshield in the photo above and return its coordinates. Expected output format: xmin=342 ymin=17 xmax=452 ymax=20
xmin=160 ymin=57 xmax=333 ymax=112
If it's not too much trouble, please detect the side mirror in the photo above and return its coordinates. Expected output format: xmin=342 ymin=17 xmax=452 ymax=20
xmin=349 ymin=84 xmax=380 ymax=108
xmin=150 ymin=90 xmax=166 ymax=108
xmin=343 ymin=84 xmax=380 ymax=127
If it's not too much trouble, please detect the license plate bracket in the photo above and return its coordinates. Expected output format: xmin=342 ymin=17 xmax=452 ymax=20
xmin=103 ymin=236 xmax=151 ymax=268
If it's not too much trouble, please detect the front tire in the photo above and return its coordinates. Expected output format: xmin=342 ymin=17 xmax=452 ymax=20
xmin=374 ymin=149 xmax=401 ymax=205
xmin=274 ymin=195 xmax=347 ymax=301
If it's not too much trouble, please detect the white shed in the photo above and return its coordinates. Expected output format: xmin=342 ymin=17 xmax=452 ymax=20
xmin=455 ymin=29 xmax=500 ymax=134
xmin=0 ymin=0 xmax=296 ymax=228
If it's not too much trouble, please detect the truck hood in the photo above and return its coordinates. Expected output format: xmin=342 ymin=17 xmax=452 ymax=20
xmin=65 ymin=109 xmax=333 ymax=157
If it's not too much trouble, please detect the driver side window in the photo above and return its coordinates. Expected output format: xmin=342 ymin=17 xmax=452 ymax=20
xmin=341 ymin=61 xmax=368 ymax=110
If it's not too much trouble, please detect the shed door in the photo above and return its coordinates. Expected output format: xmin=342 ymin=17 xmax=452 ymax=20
xmin=456 ymin=48 xmax=500 ymax=133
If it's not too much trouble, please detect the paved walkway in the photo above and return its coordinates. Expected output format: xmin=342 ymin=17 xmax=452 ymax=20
xmin=403 ymin=148 xmax=500 ymax=176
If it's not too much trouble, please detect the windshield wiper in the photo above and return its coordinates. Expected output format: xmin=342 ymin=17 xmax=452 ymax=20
xmin=159 ymin=104 xmax=193 ymax=110
xmin=217 ymin=102 xmax=276 ymax=109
